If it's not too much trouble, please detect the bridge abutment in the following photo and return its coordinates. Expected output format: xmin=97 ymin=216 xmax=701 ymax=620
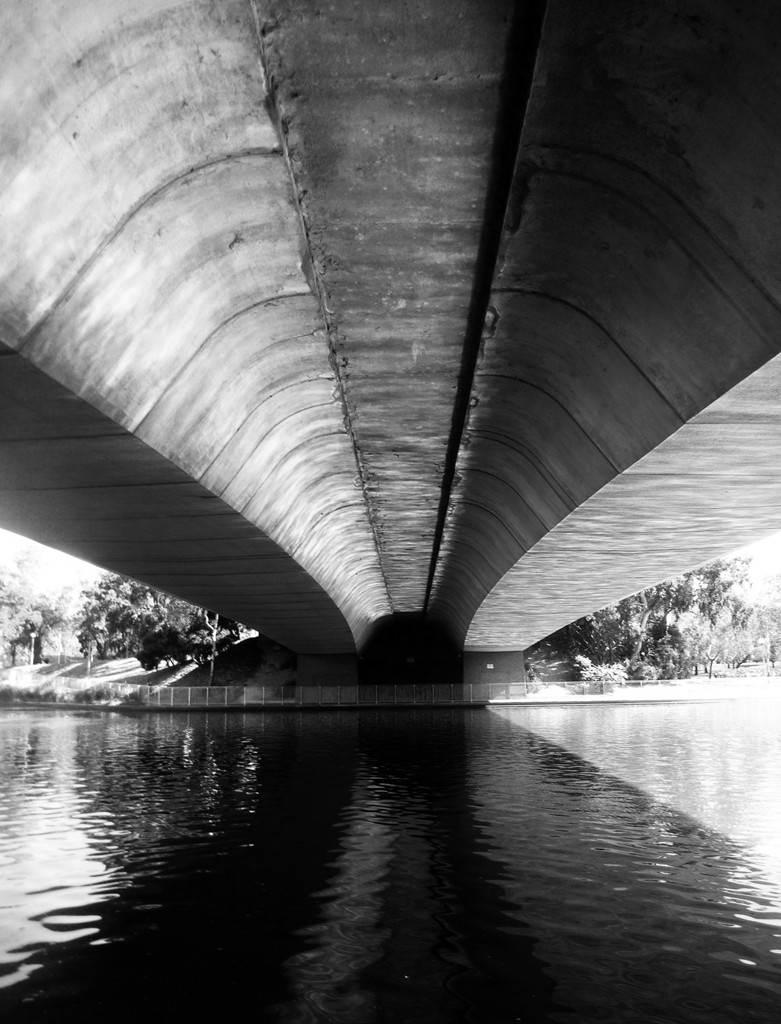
xmin=357 ymin=614 xmax=462 ymax=686
xmin=281 ymin=647 xmax=529 ymax=691
xmin=297 ymin=654 xmax=359 ymax=689
xmin=464 ymin=651 xmax=526 ymax=688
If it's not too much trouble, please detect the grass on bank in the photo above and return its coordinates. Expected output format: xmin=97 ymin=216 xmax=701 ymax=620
xmin=0 ymin=636 xmax=294 ymax=706
xmin=0 ymin=680 xmax=133 ymax=705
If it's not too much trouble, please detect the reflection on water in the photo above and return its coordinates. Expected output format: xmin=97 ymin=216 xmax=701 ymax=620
xmin=472 ymin=717 xmax=781 ymax=1023
xmin=0 ymin=705 xmax=780 ymax=1023
xmin=498 ymin=701 xmax=781 ymax=892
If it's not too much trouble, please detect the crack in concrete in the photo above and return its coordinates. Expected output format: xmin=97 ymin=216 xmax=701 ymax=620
xmin=248 ymin=0 xmax=394 ymax=612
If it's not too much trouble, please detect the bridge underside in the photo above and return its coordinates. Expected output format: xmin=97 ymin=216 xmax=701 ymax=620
xmin=3 ymin=0 xmax=781 ymax=658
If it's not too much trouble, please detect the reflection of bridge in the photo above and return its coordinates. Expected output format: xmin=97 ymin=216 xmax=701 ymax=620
xmin=3 ymin=1 xmax=781 ymax=681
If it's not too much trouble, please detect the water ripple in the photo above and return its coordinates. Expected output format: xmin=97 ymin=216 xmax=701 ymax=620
xmin=1 ymin=707 xmax=780 ymax=1022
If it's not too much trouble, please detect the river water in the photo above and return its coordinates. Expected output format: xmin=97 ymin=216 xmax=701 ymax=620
xmin=1 ymin=701 xmax=780 ymax=1023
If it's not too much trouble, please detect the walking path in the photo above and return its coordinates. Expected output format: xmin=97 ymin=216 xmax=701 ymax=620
xmin=501 ymin=678 xmax=781 ymax=705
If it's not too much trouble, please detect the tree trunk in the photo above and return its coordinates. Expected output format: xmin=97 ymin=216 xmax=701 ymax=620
xmin=629 ymin=594 xmax=654 ymax=668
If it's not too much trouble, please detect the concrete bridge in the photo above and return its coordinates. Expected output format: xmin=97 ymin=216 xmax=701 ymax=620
xmin=3 ymin=0 xmax=781 ymax=681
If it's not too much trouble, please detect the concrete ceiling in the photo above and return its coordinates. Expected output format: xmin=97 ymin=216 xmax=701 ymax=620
xmin=3 ymin=0 xmax=781 ymax=654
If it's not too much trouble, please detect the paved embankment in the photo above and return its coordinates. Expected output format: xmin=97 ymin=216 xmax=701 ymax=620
xmin=504 ymin=678 xmax=781 ymax=705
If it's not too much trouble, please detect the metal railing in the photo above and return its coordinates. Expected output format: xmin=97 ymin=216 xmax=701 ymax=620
xmin=128 ymin=681 xmax=531 ymax=708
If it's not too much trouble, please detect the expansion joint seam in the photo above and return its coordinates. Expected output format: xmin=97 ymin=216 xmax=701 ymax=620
xmin=423 ymin=0 xmax=550 ymax=621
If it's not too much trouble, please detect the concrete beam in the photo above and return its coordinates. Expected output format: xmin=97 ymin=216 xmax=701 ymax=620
xmin=467 ymin=352 xmax=781 ymax=650
xmin=260 ymin=0 xmax=521 ymax=612
xmin=430 ymin=0 xmax=781 ymax=647
xmin=4 ymin=1 xmax=781 ymax=659
xmin=0 ymin=0 xmax=391 ymax=650
xmin=0 ymin=343 xmax=354 ymax=653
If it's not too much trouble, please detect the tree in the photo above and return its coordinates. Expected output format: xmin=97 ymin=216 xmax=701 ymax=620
xmin=76 ymin=572 xmax=244 ymax=672
xmin=136 ymin=626 xmax=191 ymax=671
xmin=76 ymin=573 xmax=194 ymax=660
xmin=621 ymin=559 xmax=750 ymax=672
xmin=547 ymin=556 xmax=752 ymax=679
xmin=691 ymin=558 xmax=752 ymax=623
xmin=8 ymin=593 xmax=72 ymax=665
xmin=622 ymin=580 xmax=693 ymax=669
xmin=135 ymin=612 xmax=240 ymax=671
xmin=1 ymin=548 xmax=80 ymax=666
xmin=180 ymin=611 xmax=241 ymax=667
xmin=555 ymin=602 xmax=635 ymax=665
xmin=738 ymin=603 xmax=781 ymax=675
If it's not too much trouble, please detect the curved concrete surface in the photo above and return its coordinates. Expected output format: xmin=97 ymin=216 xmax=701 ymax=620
xmin=3 ymin=0 xmax=781 ymax=656
xmin=0 ymin=343 xmax=355 ymax=653
xmin=467 ymin=351 xmax=781 ymax=650
xmin=431 ymin=0 xmax=781 ymax=646
xmin=1 ymin=0 xmax=391 ymax=650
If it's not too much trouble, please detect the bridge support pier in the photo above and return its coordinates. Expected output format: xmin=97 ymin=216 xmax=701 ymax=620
xmin=297 ymin=648 xmax=527 ymax=690
xmin=297 ymin=654 xmax=359 ymax=688
xmin=464 ymin=651 xmax=526 ymax=688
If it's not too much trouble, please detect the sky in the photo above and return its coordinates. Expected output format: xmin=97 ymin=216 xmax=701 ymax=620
xmin=3 ymin=524 xmax=781 ymax=597
xmin=0 ymin=528 xmax=100 ymax=594
xmin=733 ymin=531 xmax=781 ymax=579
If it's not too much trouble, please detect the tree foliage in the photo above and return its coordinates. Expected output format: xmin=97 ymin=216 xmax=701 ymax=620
xmin=2 ymin=546 xmax=245 ymax=673
xmin=1 ymin=548 xmax=80 ymax=666
xmin=76 ymin=572 xmax=241 ymax=670
xmin=78 ymin=574 xmax=184 ymax=660
xmin=549 ymin=558 xmax=753 ymax=680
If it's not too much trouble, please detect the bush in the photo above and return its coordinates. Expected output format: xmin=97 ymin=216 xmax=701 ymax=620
xmin=628 ymin=660 xmax=659 ymax=682
xmin=646 ymin=633 xmax=692 ymax=679
xmin=17 ymin=682 xmax=69 ymax=703
xmin=575 ymin=655 xmax=628 ymax=689
xmin=120 ymin=688 xmax=146 ymax=705
xmin=137 ymin=627 xmax=191 ymax=670
xmin=79 ymin=683 xmax=116 ymax=704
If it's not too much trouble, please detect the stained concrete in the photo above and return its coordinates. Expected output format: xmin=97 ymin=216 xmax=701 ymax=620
xmin=0 ymin=0 xmax=391 ymax=650
xmin=3 ymin=1 xmax=781 ymax=658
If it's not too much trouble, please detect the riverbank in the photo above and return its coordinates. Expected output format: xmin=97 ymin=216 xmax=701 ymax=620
xmin=500 ymin=677 xmax=781 ymax=705
xmin=3 ymin=666 xmax=780 ymax=711
xmin=4 ymin=653 xmax=781 ymax=711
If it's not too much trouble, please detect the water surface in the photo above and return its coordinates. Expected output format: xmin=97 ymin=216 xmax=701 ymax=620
xmin=1 ymin=703 xmax=779 ymax=1022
